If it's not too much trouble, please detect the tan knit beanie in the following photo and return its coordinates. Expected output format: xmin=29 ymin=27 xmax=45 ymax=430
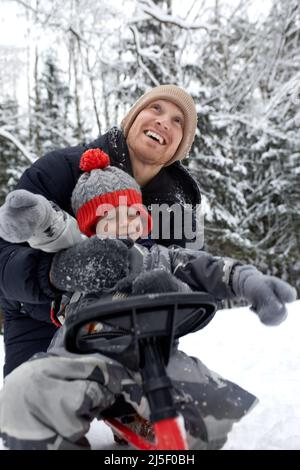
xmin=121 ymin=84 xmax=197 ymax=165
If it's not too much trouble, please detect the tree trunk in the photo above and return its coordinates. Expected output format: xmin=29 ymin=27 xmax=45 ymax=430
xmin=33 ymin=46 xmax=42 ymax=156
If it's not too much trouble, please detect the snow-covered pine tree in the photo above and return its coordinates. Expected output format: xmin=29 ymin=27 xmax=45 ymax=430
xmin=117 ymin=0 xmax=182 ymax=113
xmin=30 ymin=52 xmax=75 ymax=155
xmin=0 ymin=99 xmax=28 ymax=205
xmin=243 ymin=0 xmax=300 ymax=294
xmin=187 ymin=3 xmax=254 ymax=259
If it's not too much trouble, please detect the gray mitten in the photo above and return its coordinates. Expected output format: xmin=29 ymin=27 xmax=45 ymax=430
xmin=0 ymin=189 xmax=55 ymax=243
xmin=50 ymin=236 xmax=130 ymax=293
xmin=231 ymin=265 xmax=297 ymax=325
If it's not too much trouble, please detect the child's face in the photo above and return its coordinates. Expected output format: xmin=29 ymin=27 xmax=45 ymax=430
xmin=96 ymin=206 xmax=143 ymax=241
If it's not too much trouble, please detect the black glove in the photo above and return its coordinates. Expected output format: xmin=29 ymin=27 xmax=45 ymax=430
xmin=231 ymin=265 xmax=297 ymax=325
xmin=50 ymin=236 xmax=130 ymax=293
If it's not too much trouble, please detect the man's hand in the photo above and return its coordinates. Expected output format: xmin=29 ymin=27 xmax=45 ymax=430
xmin=50 ymin=236 xmax=130 ymax=293
xmin=0 ymin=189 xmax=54 ymax=242
xmin=231 ymin=265 xmax=297 ymax=325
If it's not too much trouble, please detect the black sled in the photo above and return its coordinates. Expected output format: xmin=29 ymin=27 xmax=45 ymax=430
xmin=64 ymin=292 xmax=217 ymax=450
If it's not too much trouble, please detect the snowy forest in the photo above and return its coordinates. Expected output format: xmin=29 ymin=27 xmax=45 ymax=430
xmin=0 ymin=0 xmax=299 ymax=302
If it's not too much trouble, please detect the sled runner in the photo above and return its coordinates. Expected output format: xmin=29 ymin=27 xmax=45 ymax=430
xmin=64 ymin=292 xmax=217 ymax=450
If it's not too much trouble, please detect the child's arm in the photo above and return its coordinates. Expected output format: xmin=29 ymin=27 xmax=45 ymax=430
xmin=170 ymin=247 xmax=297 ymax=326
xmin=0 ymin=189 xmax=84 ymax=253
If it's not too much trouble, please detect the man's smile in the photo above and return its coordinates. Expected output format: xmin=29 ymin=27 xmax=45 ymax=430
xmin=144 ymin=129 xmax=166 ymax=145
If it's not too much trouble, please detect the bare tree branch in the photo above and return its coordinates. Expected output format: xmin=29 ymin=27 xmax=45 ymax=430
xmin=130 ymin=26 xmax=160 ymax=87
xmin=0 ymin=128 xmax=36 ymax=164
xmin=12 ymin=0 xmax=37 ymax=15
xmin=133 ymin=0 xmax=209 ymax=31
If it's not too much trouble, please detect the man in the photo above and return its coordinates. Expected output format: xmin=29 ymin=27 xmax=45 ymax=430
xmin=0 ymin=85 xmax=296 ymax=451
xmin=0 ymin=85 xmax=200 ymax=376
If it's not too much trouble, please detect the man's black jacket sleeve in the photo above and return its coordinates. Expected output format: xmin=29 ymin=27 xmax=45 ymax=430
xmin=0 ymin=239 xmax=58 ymax=302
xmin=0 ymin=146 xmax=82 ymax=304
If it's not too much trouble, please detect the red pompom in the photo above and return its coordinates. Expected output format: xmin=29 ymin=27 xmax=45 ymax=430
xmin=80 ymin=149 xmax=110 ymax=172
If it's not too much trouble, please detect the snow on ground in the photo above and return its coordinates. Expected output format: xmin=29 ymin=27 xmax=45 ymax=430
xmin=1 ymin=300 xmax=300 ymax=450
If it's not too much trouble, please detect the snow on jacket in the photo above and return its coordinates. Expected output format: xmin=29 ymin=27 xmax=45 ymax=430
xmin=0 ymin=127 xmax=202 ymax=376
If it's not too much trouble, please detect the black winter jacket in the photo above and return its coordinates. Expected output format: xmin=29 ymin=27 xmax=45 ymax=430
xmin=0 ymin=128 xmax=201 ymax=376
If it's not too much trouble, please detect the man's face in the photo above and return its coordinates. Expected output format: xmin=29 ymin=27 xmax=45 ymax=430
xmin=126 ymin=100 xmax=184 ymax=167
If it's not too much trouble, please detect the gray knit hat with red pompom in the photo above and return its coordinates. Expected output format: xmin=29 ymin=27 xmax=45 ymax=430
xmin=121 ymin=84 xmax=197 ymax=166
xmin=71 ymin=149 xmax=152 ymax=237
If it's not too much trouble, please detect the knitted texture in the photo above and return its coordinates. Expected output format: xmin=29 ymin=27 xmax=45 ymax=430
xmin=121 ymin=84 xmax=197 ymax=165
xmin=72 ymin=166 xmax=141 ymax=216
xmin=79 ymin=148 xmax=110 ymax=172
xmin=72 ymin=151 xmax=151 ymax=237
xmin=232 ymin=265 xmax=297 ymax=325
xmin=0 ymin=189 xmax=55 ymax=243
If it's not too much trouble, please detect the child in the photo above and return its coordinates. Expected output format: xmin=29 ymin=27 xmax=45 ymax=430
xmin=0 ymin=148 xmax=191 ymax=320
xmin=0 ymin=147 xmax=294 ymax=324
xmin=0 ymin=149 xmax=296 ymax=450
xmin=0 ymin=148 xmax=151 ymax=250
